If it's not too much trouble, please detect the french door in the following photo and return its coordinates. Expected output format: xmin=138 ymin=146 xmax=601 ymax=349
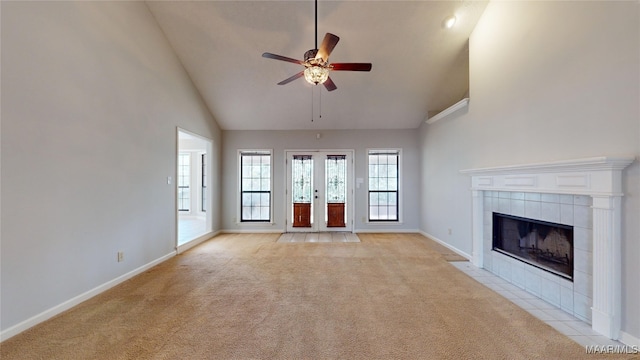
xmin=285 ymin=150 xmax=353 ymax=232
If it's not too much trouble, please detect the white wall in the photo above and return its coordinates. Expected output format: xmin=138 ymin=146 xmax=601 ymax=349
xmin=222 ymin=130 xmax=421 ymax=232
xmin=419 ymin=1 xmax=639 ymax=341
xmin=0 ymin=2 xmax=221 ymax=336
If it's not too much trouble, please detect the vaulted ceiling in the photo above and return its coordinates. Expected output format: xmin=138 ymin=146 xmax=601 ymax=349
xmin=147 ymin=1 xmax=488 ymax=130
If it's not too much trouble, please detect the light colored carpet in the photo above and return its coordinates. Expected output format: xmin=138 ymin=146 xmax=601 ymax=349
xmin=1 ymin=233 xmax=633 ymax=359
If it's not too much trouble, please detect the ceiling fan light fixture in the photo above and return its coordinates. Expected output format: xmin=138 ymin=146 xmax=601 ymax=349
xmin=304 ymin=65 xmax=330 ymax=85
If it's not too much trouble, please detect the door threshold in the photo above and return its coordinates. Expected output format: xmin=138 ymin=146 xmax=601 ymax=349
xmin=276 ymin=232 xmax=360 ymax=243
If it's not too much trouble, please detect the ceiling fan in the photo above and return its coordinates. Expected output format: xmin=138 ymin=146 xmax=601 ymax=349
xmin=261 ymin=0 xmax=372 ymax=92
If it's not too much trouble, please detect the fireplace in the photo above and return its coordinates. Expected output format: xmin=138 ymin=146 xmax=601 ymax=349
xmin=461 ymin=156 xmax=634 ymax=339
xmin=492 ymin=213 xmax=573 ymax=280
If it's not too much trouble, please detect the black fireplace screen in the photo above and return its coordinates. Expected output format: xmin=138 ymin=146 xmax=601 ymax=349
xmin=493 ymin=213 xmax=573 ymax=280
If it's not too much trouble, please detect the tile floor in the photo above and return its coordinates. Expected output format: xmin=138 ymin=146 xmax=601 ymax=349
xmin=178 ymin=216 xmax=207 ymax=246
xmin=276 ymin=232 xmax=361 ymax=243
xmin=450 ymin=261 xmax=625 ymax=348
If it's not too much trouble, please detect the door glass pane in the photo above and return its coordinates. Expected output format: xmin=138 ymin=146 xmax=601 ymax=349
xmin=325 ymin=155 xmax=346 ymax=203
xmin=325 ymin=155 xmax=347 ymax=227
xmin=292 ymin=155 xmax=313 ymax=203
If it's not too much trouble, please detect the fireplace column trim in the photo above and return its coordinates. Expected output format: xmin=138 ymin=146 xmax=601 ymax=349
xmin=471 ymin=190 xmax=484 ymax=267
xmin=591 ymin=195 xmax=622 ymax=339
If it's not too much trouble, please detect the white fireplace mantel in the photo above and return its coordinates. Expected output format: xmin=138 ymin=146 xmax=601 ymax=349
xmin=460 ymin=156 xmax=633 ymax=196
xmin=461 ymin=156 xmax=635 ymax=340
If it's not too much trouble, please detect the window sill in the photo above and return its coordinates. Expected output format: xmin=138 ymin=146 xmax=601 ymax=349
xmin=236 ymin=221 xmax=276 ymax=226
xmin=365 ymin=220 xmax=403 ymax=225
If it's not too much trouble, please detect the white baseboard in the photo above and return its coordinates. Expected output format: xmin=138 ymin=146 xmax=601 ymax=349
xmin=223 ymin=229 xmax=421 ymax=234
xmin=354 ymin=228 xmax=420 ymax=233
xmin=220 ymin=229 xmax=284 ymax=234
xmin=418 ymin=231 xmax=472 ymax=260
xmin=177 ymin=231 xmax=220 ymax=254
xmin=222 ymin=229 xmax=424 ymax=235
xmin=0 ymin=251 xmax=176 ymax=342
xmin=619 ymin=330 xmax=640 ymax=347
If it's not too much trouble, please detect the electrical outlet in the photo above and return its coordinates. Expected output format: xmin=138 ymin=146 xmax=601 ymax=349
xmin=117 ymin=251 xmax=124 ymax=262
xmin=448 ymin=228 xmax=452 ymax=235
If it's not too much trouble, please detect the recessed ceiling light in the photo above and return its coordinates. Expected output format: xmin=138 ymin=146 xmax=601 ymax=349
xmin=444 ymin=15 xmax=457 ymax=29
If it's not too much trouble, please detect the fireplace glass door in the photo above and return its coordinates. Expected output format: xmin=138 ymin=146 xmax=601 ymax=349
xmin=493 ymin=212 xmax=573 ymax=280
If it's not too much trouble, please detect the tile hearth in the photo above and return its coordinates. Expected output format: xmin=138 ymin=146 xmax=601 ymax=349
xmin=451 ymin=261 xmax=623 ymax=348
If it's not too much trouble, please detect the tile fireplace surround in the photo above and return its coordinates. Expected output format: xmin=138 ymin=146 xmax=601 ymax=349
xmin=461 ymin=157 xmax=634 ymax=340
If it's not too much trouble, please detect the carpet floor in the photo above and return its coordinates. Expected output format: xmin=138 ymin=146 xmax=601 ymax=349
xmin=1 ymin=233 xmax=634 ymax=359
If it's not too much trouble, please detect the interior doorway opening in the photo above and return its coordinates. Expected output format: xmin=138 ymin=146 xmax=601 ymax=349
xmin=177 ymin=129 xmax=212 ymax=246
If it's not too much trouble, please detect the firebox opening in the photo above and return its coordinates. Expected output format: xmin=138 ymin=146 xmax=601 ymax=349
xmin=492 ymin=213 xmax=574 ymax=281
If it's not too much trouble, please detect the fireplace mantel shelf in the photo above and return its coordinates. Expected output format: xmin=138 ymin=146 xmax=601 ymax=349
xmin=460 ymin=156 xmax=635 ymax=197
xmin=460 ymin=156 xmax=634 ymax=175
xmin=462 ymin=156 xmax=635 ymax=340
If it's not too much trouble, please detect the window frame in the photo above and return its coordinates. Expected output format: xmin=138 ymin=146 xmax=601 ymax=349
xmin=238 ymin=150 xmax=273 ymax=223
xmin=367 ymin=149 xmax=401 ymax=222
xmin=177 ymin=152 xmax=191 ymax=212
xmin=201 ymin=153 xmax=206 ymax=213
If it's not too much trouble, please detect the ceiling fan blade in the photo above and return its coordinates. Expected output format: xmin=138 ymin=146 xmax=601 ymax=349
xmin=315 ymin=33 xmax=340 ymax=62
xmin=331 ymin=63 xmax=372 ymax=71
xmin=277 ymin=71 xmax=305 ymax=85
xmin=323 ymin=77 xmax=337 ymax=91
xmin=262 ymin=52 xmax=304 ymax=65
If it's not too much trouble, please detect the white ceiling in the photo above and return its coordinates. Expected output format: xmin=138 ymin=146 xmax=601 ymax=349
xmin=147 ymin=1 xmax=488 ymax=130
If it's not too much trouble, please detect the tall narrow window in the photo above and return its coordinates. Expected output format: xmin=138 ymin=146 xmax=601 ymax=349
xmin=178 ymin=153 xmax=191 ymax=212
xmin=240 ymin=151 xmax=271 ymax=222
xmin=368 ymin=150 xmax=399 ymax=221
xmin=201 ymin=153 xmax=207 ymax=212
